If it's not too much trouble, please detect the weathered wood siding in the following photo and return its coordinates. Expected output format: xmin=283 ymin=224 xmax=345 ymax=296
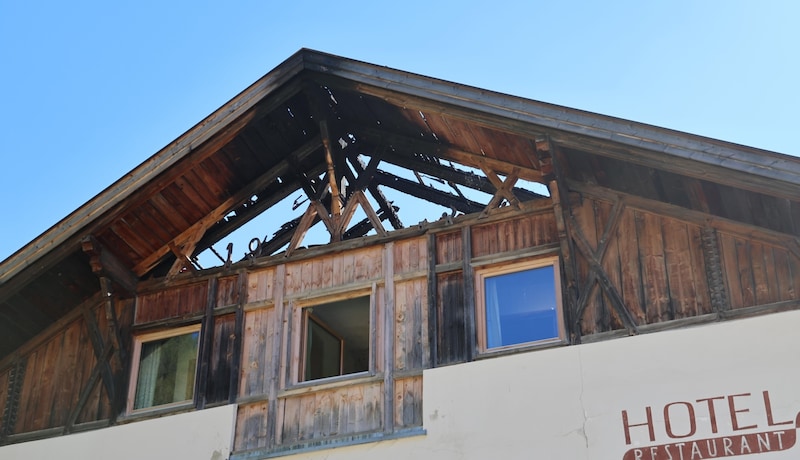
xmin=719 ymin=234 xmax=799 ymax=309
xmin=572 ymin=198 xmax=713 ymax=335
xmin=233 ymin=237 xmax=428 ymax=453
xmin=276 ymin=382 xmax=384 ymax=445
xmin=135 ymin=281 xmax=208 ymax=324
xmin=433 ymin=210 xmax=560 ymax=365
xmin=0 ymin=296 xmax=134 ymax=439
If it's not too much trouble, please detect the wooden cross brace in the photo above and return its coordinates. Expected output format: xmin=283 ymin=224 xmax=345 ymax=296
xmin=479 ymin=165 xmax=522 ymax=218
xmin=570 ymin=199 xmax=640 ymax=335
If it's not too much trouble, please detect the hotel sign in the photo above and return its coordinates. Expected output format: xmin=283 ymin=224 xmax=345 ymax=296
xmin=621 ymin=391 xmax=798 ymax=459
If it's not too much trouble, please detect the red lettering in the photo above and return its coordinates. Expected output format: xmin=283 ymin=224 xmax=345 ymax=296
xmin=664 ymin=401 xmax=696 ymax=439
xmin=696 ymin=396 xmax=725 ymax=433
xmin=622 ymin=407 xmax=655 ymax=445
xmin=728 ymin=393 xmax=758 ymax=431
xmin=763 ymin=391 xmax=792 ymax=427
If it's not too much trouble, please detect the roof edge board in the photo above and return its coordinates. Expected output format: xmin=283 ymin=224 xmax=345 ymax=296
xmin=0 ymin=51 xmax=310 ymax=284
xmin=300 ymin=50 xmax=800 ymax=186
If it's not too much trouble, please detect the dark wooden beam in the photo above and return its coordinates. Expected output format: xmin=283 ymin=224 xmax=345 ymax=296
xmin=80 ymin=236 xmax=139 ymax=295
xmin=0 ymin=357 xmax=26 ymax=439
xmin=354 ymin=124 xmax=543 ymax=183
xmin=372 ymin=169 xmax=485 ymax=215
xmin=346 ymin=152 xmax=404 ymax=230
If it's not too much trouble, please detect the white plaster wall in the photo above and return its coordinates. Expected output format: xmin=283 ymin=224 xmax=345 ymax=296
xmin=271 ymin=309 xmax=800 ymax=460
xmin=0 ymin=404 xmax=236 ymax=460
xmin=4 ymin=311 xmax=798 ymax=460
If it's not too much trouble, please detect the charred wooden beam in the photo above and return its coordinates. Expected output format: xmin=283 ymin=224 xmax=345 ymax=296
xmin=342 ymin=206 xmax=398 ymax=239
xmin=353 ymin=124 xmax=543 ymax=183
xmin=373 ymin=169 xmax=485 ymax=215
xmin=377 ymin=151 xmax=544 ymax=202
xmin=346 ymin=153 xmax=404 ymax=230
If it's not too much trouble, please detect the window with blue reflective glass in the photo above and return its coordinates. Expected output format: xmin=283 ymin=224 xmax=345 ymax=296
xmin=477 ymin=257 xmax=564 ymax=351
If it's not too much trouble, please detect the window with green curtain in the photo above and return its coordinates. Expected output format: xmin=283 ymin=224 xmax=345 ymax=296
xmin=133 ymin=329 xmax=200 ymax=410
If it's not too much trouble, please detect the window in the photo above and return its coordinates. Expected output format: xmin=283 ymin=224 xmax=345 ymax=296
xmin=128 ymin=324 xmax=201 ymax=411
xmin=300 ymin=296 xmax=370 ymax=382
xmin=475 ymin=257 xmax=564 ymax=351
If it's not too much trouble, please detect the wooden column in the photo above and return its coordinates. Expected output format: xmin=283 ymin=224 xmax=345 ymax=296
xmin=701 ymin=227 xmax=730 ymax=313
xmin=461 ymin=226 xmax=476 ymax=361
xmin=0 ymin=358 xmax=26 ymax=439
xmin=196 ymin=277 xmax=218 ymax=409
xmin=267 ymin=264 xmax=286 ymax=449
xmin=426 ymin=233 xmax=438 ymax=367
xmin=383 ymin=243 xmax=396 ymax=433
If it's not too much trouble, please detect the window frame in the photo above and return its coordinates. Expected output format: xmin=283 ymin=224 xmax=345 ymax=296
xmin=126 ymin=323 xmax=202 ymax=414
xmin=474 ymin=256 xmax=565 ymax=354
xmin=291 ymin=288 xmax=375 ymax=386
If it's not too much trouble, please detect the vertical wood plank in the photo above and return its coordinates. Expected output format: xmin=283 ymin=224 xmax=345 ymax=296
xmin=383 ymin=243 xmax=395 ymax=434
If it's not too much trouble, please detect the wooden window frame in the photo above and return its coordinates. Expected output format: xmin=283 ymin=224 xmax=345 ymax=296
xmin=290 ymin=288 xmax=375 ymax=386
xmin=475 ymin=256 xmax=565 ymax=354
xmin=126 ymin=323 xmax=202 ymax=414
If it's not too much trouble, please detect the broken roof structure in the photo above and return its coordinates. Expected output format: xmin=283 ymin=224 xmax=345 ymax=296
xmin=1 ymin=48 xmax=799 ymax=361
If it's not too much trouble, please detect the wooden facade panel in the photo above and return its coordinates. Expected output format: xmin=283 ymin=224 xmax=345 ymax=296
xmin=436 ymin=272 xmax=467 ymax=365
xmin=247 ymin=267 xmax=275 ymax=304
xmin=284 ymin=246 xmax=383 ymax=297
xmin=239 ymin=307 xmax=276 ymax=398
xmin=614 ymin=208 xmax=646 ymax=324
xmin=574 ymin=199 xmax=608 ymax=335
xmin=719 ymin=234 xmax=799 ymax=309
xmin=574 ymin=197 xmax=715 ymax=335
xmin=234 ymin=400 xmax=269 ymax=452
xmin=394 ymin=279 xmax=428 ymax=371
xmin=276 ymin=382 xmax=383 ymax=445
xmin=136 ymin=282 xmax=208 ymax=324
xmin=10 ymin=304 xmax=116 ymax=434
xmin=217 ymin=275 xmax=241 ymax=307
xmin=394 ymin=375 xmax=423 ymax=429
xmin=435 ymin=231 xmax=462 ymax=265
xmin=206 ymin=313 xmax=236 ymax=404
xmin=393 ymin=236 xmax=428 ymax=275
xmin=471 ymin=212 xmax=558 ymax=258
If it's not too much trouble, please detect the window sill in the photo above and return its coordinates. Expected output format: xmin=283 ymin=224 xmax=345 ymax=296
xmin=231 ymin=427 xmax=426 ymax=459
xmin=475 ymin=337 xmax=567 ymax=360
xmin=118 ymin=401 xmax=195 ymax=423
xmin=279 ymin=372 xmax=382 ymax=398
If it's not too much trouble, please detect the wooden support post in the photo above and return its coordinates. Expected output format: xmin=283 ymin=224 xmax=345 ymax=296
xmin=196 ymin=278 xmax=218 ymax=409
xmin=383 ymin=243 xmax=396 ymax=434
xmin=546 ymin=139 xmax=582 ymax=343
xmin=267 ymin=264 xmax=286 ymax=449
xmin=701 ymin=227 xmax=730 ymax=313
xmin=320 ymin=121 xmax=342 ymax=216
xmin=461 ymin=226 xmax=476 ymax=361
xmin=0 ymin=357 xmax=26 ymax=439
xmin=229 ymin=271 xmax=247 ymax=404
xmin=427 ymin=233 xmax=438 ymax=367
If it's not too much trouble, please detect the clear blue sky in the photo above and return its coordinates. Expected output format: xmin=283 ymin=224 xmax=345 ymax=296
xmin=1 ymin=1 xmax=798 ymax=262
